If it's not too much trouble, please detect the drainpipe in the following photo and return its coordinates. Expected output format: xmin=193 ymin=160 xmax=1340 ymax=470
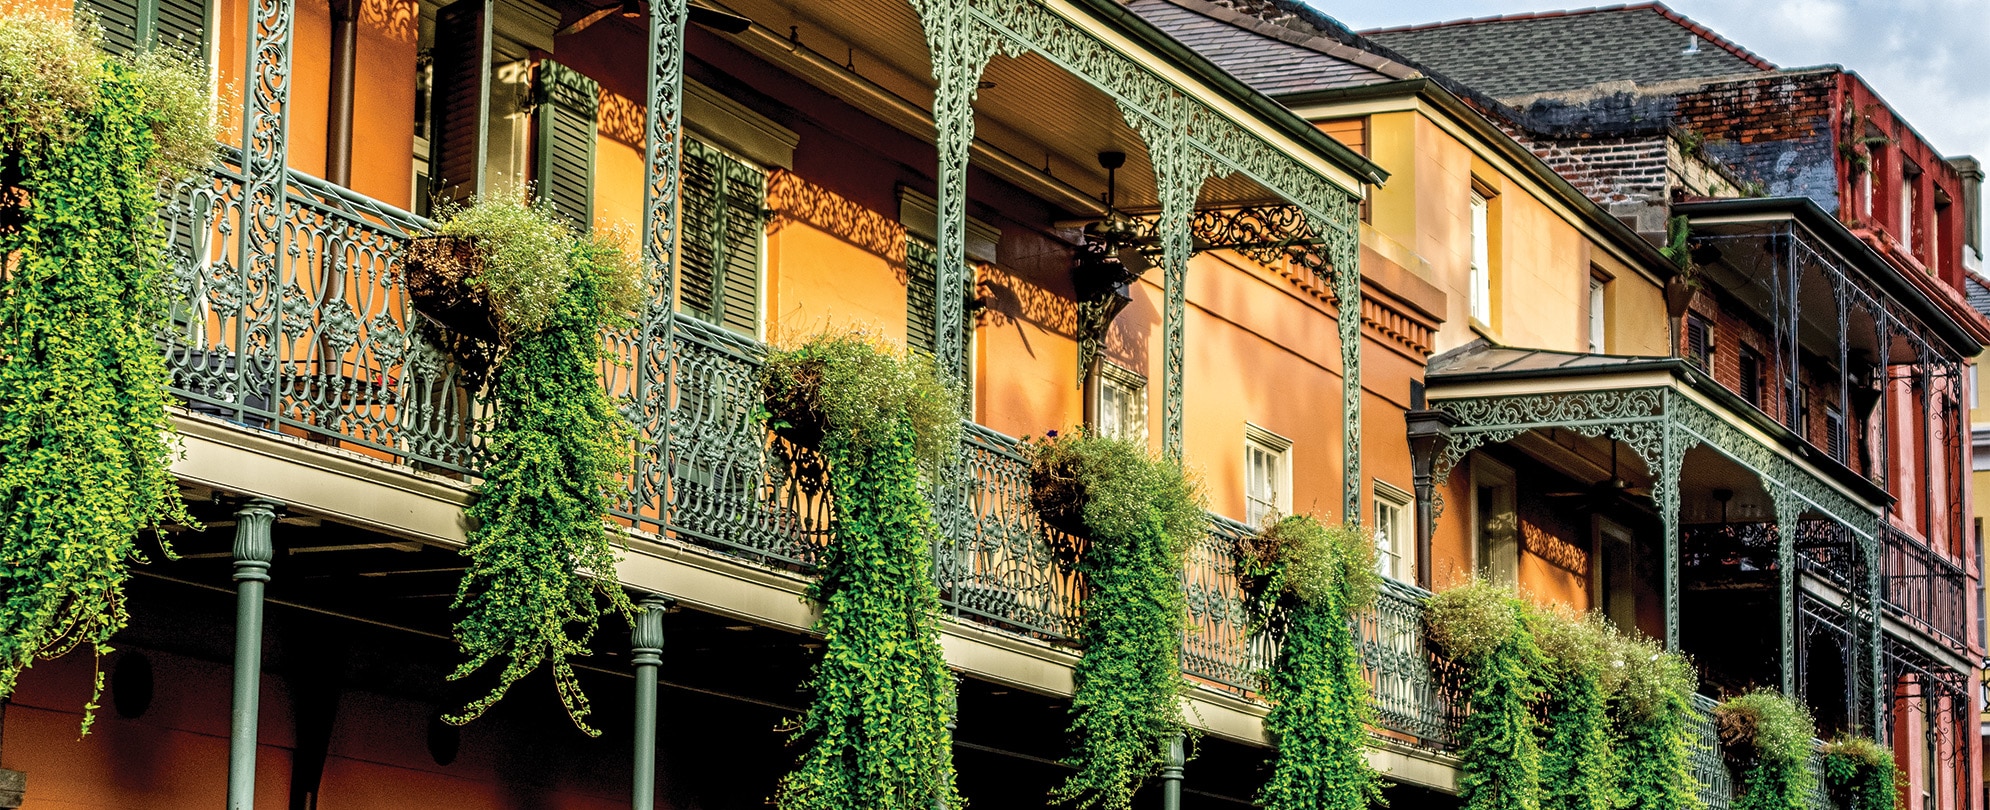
xmin=630 ymin=596 xmax=670 ymax=810
xmin=229 ymin=500 xmax=280 ymax=810
xmin=1405 ymin=391 xmax=1458 ymax=591
xmin=1158 ymin=734 xmax=1185 ymax=810
xmin=325 ymin=0 xmax=358 ymax=187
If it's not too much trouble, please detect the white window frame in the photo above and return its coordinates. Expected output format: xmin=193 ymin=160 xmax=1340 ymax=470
xmin=1373 ymin=481 xmax=1413 ymax=582
xmin=1900 ymin=168 xmax=1917 ymax=254
xmin=1469 ymin=191 xmax=1492 ymax=324
xmin=1093 ymin=363 xmax=1148 ymax=445
xmin=1588 ymin=276 xmax=1607 ymax=353
xmin=1244 ymin=424 xmax=1293 ymax=528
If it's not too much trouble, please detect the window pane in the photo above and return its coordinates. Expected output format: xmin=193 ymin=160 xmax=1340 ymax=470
xmin=1470 ymin=193 xmax=1491 ymax=323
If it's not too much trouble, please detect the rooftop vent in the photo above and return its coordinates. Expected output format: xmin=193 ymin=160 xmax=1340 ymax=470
xmin=1682 ymin=34 xmax=1701 ymax=55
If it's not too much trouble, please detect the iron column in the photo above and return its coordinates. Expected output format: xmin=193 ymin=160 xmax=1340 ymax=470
xmin=228 ymin=500 xmax=279 ymax=810
xmin=1159 ymin=734 xmax=1185 ymax=810
xmin=631 ymin=596 xmax=669 ymax=810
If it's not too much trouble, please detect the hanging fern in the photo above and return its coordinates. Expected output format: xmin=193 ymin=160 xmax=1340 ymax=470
xmin=1529 ymin=607 xmax=1619 ymax=810
xmin=0 ymin=8 xmax=210 ymax=732
xmin=764 ymin=333 xmax=962 ymax=810
xmin=1610 ymin=633 xmax=1701 ymax=810
xmin=1030 ymin=431 xmax=1206 ymax=810
xmin=1427 ymin=581 xmax=1543 ymax=810
xmin=1820 ymin=735 xmax=1897 ymax=810
xmin=1237 ymin=515 xmax=1383 ymax=810
xmin=443 ymin=201 xmax=640 ymax=735
xmin=1717 ymin=691 xmax=1818 ymax=810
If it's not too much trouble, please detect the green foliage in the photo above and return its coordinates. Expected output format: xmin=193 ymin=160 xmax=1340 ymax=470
xmin=0 ymin=5 xmax=209 ymax=732
xmin=445 ymin=232 xmax=634 ymax=735
xmin=434 ymin=197 xmax=642 ymax=340
xmin=1658 ymin=215 xmax=1694 ymax=275
xmin=1609 ymin=633 xmax=1701 ymax=810
xmin=761 ymin=331 xmax=963 ymax=467
xmin=1716 ymin=691 xmax=1818 ymax=810
xmin=767 ymin=336 xmax=960 ymax=810
xmin=1427 ymin=582 xmax=1543 ymax=810
xmin=0 ymin=6 xmax=214 ymax=185
xmin=1820 ymin=735 xmax=1896 ymax=810
xmin=1529 ymin=608 xmax=1618 ymax=810
xmin=1239 ymin=516 xmax=1383 ymax=810
xmin=1029 ymin=431 xmax=1206 ymax=810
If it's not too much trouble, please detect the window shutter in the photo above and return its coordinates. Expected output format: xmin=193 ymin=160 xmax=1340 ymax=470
xmin=1686 ymin=315 xmax=1712 ymax=370
xmin=86 ymin=0 xmax=207 ymax=59
xmin=428 ymin=0 xmax=492 ymax=208
xmin=906 ymin=238 xmax=937 ymax=355
xmin=532 ymin=61 xmax=597 ymax=230
xmin=1826 ymin=408 xmax=1846 ymax=462
xmin=677 ymin=138 xmax=762 ymax=335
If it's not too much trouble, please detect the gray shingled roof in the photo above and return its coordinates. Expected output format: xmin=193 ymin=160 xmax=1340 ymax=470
xmin=1364 ymin=5 xmax=1770 ymax=99
xmin=1129 ymin=0 xmax=1404 ymax=96
xmin=1967 ymin=273 xmax=1990 ymax=318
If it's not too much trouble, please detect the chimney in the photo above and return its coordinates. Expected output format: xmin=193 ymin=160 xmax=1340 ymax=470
xmin=1947 ymin=156 xmax=1982 ymax=271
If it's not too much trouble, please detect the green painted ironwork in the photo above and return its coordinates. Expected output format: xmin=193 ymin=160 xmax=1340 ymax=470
xmin=228 ymin=500 xmax=278 ymax=810
xmin=630 ymin=596 xmax=668 ymax=810
xmin=1688 ymin=694 xmax=1733 ymax=810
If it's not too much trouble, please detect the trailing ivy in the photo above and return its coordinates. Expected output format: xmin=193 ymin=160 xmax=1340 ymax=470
xmin=0 ymin=8 xmax=210 ymax=731
xmin=1529 ymin=607 xmax=1619 ymax=810
xmin=441 ymin=200 xmax=640 ymax=735
xmin=1716 ymin=690 xmax=1818 ymax=810
xmin=763 ymin=333 xmax=962 ymax=810
xmin=1820 ymin=735 xmax=1896 ymax=810
xmin=1236 ymin=515 xmax=1383 ymax=810
xmin=1030 ymin=431 xmax=1207 ymax=810
xmin=1610 ymin=633 xmax=1702 ymax=810
xmin=1427 ymin=581 xmax=1544 ymax=810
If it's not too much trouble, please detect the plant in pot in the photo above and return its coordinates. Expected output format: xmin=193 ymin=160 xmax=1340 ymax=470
xmin=1819 ymin=734 xmax=1897 ymax=810
xmin=1026 ymin=430 xmax=1206 ymax=810
xmin=431 ymin=197 xmax=644 ymax=735
xmin=1715 ymin=690 xmax=1819 ymax=810
xmin=0 ymin=6 xmax=215 ymax=731
xmin=1608 ymin=632 xmax=1700 ymax=810
xmin=1426 ymin=580 xmax=1544 ymax=810
xmin=759 ymin=331 xmax=963 ymax=810
xmin=1529 ymin=606 xmax=1622 ymax=810
xmin=1235 ymin=515 xmax=1382 ymax=810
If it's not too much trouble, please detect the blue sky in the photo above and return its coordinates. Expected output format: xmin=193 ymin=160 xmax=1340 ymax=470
xmin=1306 ymin=0 xmax=1990 ymax=248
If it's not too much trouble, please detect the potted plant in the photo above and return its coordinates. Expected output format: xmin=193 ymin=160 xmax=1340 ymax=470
xmin=0 ymin=6 xmax=215 ymax=735
xmin=1714 ymin=690 xmax=1819 ymax=810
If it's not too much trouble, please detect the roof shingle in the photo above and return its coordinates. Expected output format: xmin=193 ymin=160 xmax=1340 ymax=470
xmin=1129 ymin=0 xmax=1406 ymax=96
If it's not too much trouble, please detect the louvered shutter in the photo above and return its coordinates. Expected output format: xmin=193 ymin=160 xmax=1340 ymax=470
xmin=1685 ymin=315 xmax=1712 ymax=370
xmin=905 ymin=238 xmax=937 ymax=355
xmin=86 ymin=0 xmax=206 ymax=58
xmin=427 ymin=0 xmax=492 ymax=208
xmin=533 ymin=61 xmax=597 ymax=230
xmin=677 ymin=138 xmax=762 ymax=335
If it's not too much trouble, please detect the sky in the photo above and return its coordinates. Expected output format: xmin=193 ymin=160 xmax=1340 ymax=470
xmin=1305 ymin=0 xmax=1990 ymax=246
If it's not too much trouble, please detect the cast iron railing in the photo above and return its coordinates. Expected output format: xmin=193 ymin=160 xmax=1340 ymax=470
xmin=1878 ymin=525 xmax=1971 ymax=650
xmin=153 ymin=163 xmax=1457 ymax=746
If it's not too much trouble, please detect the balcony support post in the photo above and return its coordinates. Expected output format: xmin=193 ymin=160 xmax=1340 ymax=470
xmin=910 ymin=0 xmax=1002 ymax=392
xmin=1318 ymin=200 xmax=1363 ymax=521
xmin=638 ymin=0 xmax=688 ymax=523
xmin=237 ymin=0 xmax=295 ymax=414
xmin=1771 ymin=488 xmax=1801 ymax=696
xmin=1158 ymin=733 xmax=1185 ymax=810
xmin=227 ymin=500 xmax=280 ymax=810
xmin=630 ymin=596 xmax=670 ymax=810
xmin=1658 ymin=394 xmax=1683 ymax=651
xmin=1405 ymin=406 xmax=1456 ymax=590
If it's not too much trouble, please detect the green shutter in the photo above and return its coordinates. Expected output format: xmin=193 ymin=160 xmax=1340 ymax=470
xmin=428 ymin=0 xmax=492 ymax=207
xmin=906 ymin=238 xmax=937 ymax=356
xmin=533 ymin=61 xmax=597 ymax=230
xmin=677 ymin=138 xmax=762 ymax=336
xmin=84 ymin=0 xmax=209 ymax=60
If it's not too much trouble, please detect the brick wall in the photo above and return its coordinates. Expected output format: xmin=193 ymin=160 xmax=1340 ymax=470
xmin=1673 ymin=72 xmax=1839 ymax=210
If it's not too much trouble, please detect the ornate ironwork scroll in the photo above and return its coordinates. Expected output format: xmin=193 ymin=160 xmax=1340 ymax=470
xmin=630 ymin=0 xmax=688 ymax=527
xmin=238 ymin=0 xmax=296 ymax=407
xmin=1312 ymin=199 xmax=1362 ymax=520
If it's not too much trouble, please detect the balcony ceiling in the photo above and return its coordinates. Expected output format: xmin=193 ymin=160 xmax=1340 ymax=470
xmin=706 ymin=0 xmax=1289 ymax=217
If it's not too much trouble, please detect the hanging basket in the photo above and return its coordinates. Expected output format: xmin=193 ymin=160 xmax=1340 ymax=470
xmin=759 ymin=355 xmax=830 ymax=451
xmin=404 ymin=235 xmax=502 ymax=344
xmin=1029 ymin=457 xmax=1091 ymax=539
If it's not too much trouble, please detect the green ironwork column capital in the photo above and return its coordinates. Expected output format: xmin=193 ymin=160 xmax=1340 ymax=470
xmin=630 ymin=596 xmax=671 ymax=666
xmin=232 ymin=499 xmax=280 ymax=580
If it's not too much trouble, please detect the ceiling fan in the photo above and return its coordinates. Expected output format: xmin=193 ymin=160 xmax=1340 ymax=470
xmin=558 ymin=0 xmax=751 ymax=37
xmin=1067 ymin=151 xmax=1157 ymax=277
xmin=1543 ymin=440 xmax=1651 ymax=509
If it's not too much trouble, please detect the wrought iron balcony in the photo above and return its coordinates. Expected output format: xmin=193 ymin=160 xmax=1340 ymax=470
xmin=1878 ymin=525 xmax=1972 ymax=650
xmin=155 ymin=161 xmax=1458 ymax=751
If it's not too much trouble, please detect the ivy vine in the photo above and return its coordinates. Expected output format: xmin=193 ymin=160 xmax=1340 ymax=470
xmin=1529 ymin=608 xmax=1619 ymax=810
xmin=438 ymin=199 xmax=640 ymax=735
xmin=1716 ymin=690 xmax=1818 ymax=810
xmin=1237 ymin=515 xmax=1383 ymax=810
xmin=1029 ymin=431 xmax=1206 ymax=810
xmin=1610 ymin=633 xmax=1701 ymax=810
xmin=1820 ymin=734 xmax=1896 ymax=810
xmin=762 ymin=333 xmax=962 ymax=810
xmin=0 ymin=8 xmax=210 ymax=731
xmin=1427 ymin=581 xmax=1543 ymax=810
